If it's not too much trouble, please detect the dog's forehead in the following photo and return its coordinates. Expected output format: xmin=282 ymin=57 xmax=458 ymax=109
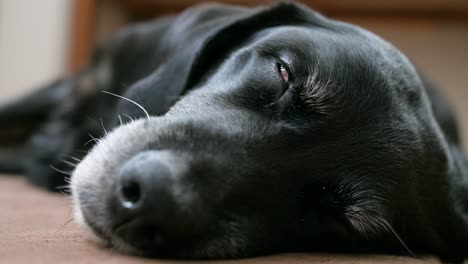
xmin=256 ymin=24 xmax=418 ymax=91
xmin=240 ymin=23 xmax=422 ymax=122
xmin=252 ymin=25 xmax=391 ymax=71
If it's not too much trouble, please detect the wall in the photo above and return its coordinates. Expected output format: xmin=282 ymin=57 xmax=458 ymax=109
xmin=0 ymin=0 xmax=72 ymax=102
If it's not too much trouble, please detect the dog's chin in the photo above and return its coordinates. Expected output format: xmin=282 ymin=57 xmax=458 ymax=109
xmin=73 ymin=204 xmax=145 ymax=256
xmin=75 ymin=207 xmax=253 ymax=259
xmin=73 ymin=201 xmax=254 ymax=259
xmin=71 ymin=193 xmax=106 ymax=246
xmin=74 ymin=209 xmax=251 ymax=259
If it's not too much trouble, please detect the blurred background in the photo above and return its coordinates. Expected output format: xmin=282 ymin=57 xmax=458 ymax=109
xmin=0 ymin=0 xmax=467 ymax=146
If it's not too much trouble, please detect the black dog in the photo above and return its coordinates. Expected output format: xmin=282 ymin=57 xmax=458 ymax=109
xmin=1 ymin=2 xmax=467 ymax=262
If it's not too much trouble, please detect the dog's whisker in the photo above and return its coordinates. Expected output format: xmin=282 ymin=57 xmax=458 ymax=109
xmin=381 ymin=219 xmax=416 ymax=257
xmin=62 ymin=159 xmax=78 ymax=168
xmin=66 ymin=155 xmax=82 ymax=163
xmin=85 ymin=133 xmax=101 ymax=146
xmin=54 ymin=218 xmax=74 ymax=235
xmin=57 ymin=189 xmax=69 ymax=196
xmin=124 ymin=114 xmax=134 ymax=122
xmin=118 ymin=114 xmax=123 ymax=126
xmin=50 ymin=165 xmax=72 ymax=176
xmin=89 ymin=133 xmax=99 ymax=140
xmin=84 ymin=138 xmax=98 ymax=146
xmin=102 ymin=91 xmax=150 ymax=119
xmin=100 ymin=118 xmax=108 ymax=135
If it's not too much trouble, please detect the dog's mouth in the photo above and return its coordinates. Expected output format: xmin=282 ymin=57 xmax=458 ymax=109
xmin=111 ymin=218 xmax=170 ymax=256
xmin=79 ymin=197 xmax=255 ymax=259
xmin=80 ymin=208 xmax=111 ymax=242
xmin=80 ymin=208 xmax=153 ymax=256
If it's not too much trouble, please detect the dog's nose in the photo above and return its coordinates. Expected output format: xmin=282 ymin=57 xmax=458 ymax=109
xmin=115 ymin=150 xmax=176 ymax=249
xmin=113 ymin=150 xmax=207 ymax=250
xmin=117 ymin=150 xmax=178 ymax=211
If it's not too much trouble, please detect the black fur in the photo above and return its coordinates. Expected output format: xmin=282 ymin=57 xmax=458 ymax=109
xmin=1 ymin=2 xmax=467 ymax=262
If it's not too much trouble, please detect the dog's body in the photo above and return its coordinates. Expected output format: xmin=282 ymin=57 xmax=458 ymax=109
xmin=1 ymin=2 xmax=468 ymax=262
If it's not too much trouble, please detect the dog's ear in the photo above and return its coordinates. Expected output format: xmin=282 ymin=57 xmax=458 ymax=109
xmin=120 ymin=2 xmax=323 ymax=118
xmin=184 ymin=2 xmax=322 ymax=90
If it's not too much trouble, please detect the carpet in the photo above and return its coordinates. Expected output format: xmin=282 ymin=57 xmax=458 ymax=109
xmin=0 ymin=175 xmax=438 ymax=264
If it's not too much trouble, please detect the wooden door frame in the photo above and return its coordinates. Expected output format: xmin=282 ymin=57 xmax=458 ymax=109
xmin=68 ymin=0 xmax=468 ymax=73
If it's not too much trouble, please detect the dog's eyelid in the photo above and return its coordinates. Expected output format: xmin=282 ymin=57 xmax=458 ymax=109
xmin=277 ymin=50 xmax=297 ymax=74
xmin=262 ymin=50 xmax=293 ymax=72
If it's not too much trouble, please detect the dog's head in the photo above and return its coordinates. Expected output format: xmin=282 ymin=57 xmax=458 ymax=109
xmin=71 ymin=2 xmax=464 ymax=259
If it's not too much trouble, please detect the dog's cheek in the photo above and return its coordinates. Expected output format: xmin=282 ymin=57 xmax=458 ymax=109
xmin=69 ymin=136 xmax=119 ymax=241
xmin=343 ymin=203 xmax=389 ymax=238
xmin=72 ymin=173 xmax=111 ymax=243
xmin=334 ymin=177 xmax=393 ymax=239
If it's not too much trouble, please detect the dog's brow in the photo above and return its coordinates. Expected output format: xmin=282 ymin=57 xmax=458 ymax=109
xmin=300 ymin=64 xmax=339 ymax=115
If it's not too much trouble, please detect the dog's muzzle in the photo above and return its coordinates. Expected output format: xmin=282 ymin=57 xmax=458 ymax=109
xmin=71 ymin=109 xmax=261 ymax=253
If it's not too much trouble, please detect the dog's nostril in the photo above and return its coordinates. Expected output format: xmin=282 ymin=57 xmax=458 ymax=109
xmin=120 ymin=180 xmax=141 ymax=208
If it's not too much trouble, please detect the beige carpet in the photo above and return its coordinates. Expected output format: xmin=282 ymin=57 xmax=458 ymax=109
xmin=0 ymin=175 xmax=439 ymax=264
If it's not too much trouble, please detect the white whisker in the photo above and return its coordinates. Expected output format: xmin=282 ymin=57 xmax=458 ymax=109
xmin=62 ymin=160 xmax=78 ymax=168
xmin=84 ymin=139 xmax=97 ymax=146
xmin=100 ymin=118 xmax=108 ymax=135
xmin=381 ymin=219 xmax=416 ymax=257
xmin=50 ymin=164 xmax=72 ymax=176
xmin=118 ymin=114 xmax=123 ymax=126
xmin=85 ymin=133 xmax=100 ymax=146
xmin=124 ymin=114 xmax=134 ymax=122
xmin=66 ymin=155 xmax=82 ymax=163
xmin=57 ymin=189 xmax=69 ymax=196
xmin=102 ymin=91 xmax=150 ymax=119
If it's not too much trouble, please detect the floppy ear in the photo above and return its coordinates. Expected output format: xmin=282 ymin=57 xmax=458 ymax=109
xmin=119 ymin=2 xmax=322 ymax=118
xmin=185 ymin=2 xmax=323 ymax=90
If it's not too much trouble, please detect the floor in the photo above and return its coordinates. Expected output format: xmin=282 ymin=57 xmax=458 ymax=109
xmin=0 ymin=175 xmax=438 ymax=264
